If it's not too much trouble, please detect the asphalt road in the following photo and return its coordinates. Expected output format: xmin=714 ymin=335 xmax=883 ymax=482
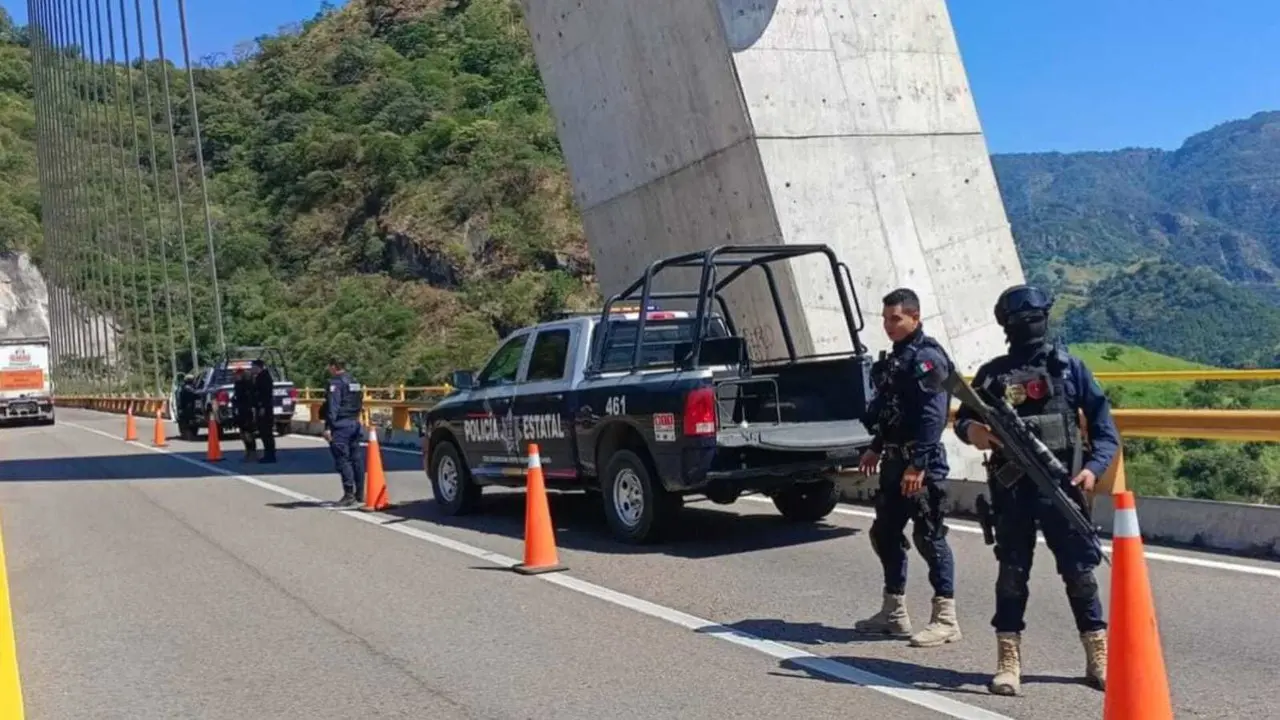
xmin=2 ymin=409 xmax=1278 ymax=719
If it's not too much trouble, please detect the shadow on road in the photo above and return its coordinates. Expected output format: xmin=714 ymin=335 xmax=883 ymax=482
xmin=773 ymin=654 xmax=1085 ymax=697
xmin=366 ymin=491 xmax=858 ymax=560
xmin=0 ymin=445 xmax=423 ymax=482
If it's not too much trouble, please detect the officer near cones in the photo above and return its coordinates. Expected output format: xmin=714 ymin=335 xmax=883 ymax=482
xmin=322 ymin=357 xmax=365 ymax=507
xmin=854 ymin=288 xmax=961 ymax=648
xmin=232 ymin=367 xmax=258 ymax=461
xmin=953 ymin=284 xmax=1119 ymax=696
xmin=250 ymin=360 xmax=278 ymax=463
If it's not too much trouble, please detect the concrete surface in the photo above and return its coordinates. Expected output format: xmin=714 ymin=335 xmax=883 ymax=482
xmin=4 ymin=408 xmax=1280 ymax=719
xmin=519 ymin=0 xmax=1018 ymax=480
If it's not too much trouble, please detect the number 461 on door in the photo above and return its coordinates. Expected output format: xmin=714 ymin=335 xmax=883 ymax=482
xmin=605 ymin=395 xmax=626 ymax=416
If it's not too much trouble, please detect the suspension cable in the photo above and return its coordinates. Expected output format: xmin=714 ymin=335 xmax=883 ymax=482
xmin=131 ymin=0 xmax=179 ymax=386
xmin=149 ymin=0 xmax=200 ymax=372
xmin=67 ymin=0 xmax=103 ymax=391
xmin=175 ymin=0 xmax=225 ymax=357
xmin=115 ymin=0 xmax=163 ymax=395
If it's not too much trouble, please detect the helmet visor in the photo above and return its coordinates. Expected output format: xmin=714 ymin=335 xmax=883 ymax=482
xmin=995 ymin=286 xmax=1052 ymax=325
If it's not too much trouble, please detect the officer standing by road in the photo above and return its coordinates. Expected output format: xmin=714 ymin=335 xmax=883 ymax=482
xmin=953 ymin=284 xmax=1118 ymax=696
xmin=251 ymin=360 xmax=278 ymax=464
xmin=854 ymin=288 xmax=961 ymax=648
xmin=232 ymin=367 xmax=258 ymax=462
xmin=323 ymin=357 xmax=365 ymax=508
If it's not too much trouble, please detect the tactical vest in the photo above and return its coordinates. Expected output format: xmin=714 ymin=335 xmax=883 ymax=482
xmin=334 ymin=374 xmax=364 ymax=421
xmin=872 ymin=334 xmax=949 ymax=447
xmin=988 ymin=343 xmax=1084 ymax=486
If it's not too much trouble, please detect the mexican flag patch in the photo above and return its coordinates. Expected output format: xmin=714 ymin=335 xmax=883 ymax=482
xmin=914 ymin=359 xmax=935 ymax=378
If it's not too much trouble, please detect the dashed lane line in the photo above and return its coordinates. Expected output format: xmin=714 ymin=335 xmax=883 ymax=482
xmin=64 ymin=420 xmax=1013 ymax=720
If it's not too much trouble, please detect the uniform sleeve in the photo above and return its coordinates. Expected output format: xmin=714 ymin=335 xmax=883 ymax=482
xmin=1073 ymin=358 xmax=1120 ymax=478
xmin=953 ymin=362 xmax=990 ymax=446
xmin=325 ymin=380 xmax=342 ymax=430
xmin=866 ymin=386 xmax=884 ymax=454
xmin=909 ymin=346 xmax=950 ymax=466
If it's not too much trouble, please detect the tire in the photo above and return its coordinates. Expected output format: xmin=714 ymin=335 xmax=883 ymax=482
xmin=430 ymin=440 xmax=481 ymax=515
xmin=276 ymin=421 xmax=292 ymax=437
xmin=600 ymin=449 xmax=678 ymax=544
xmin=179 ymin=423 xmax=200 ymax=442
xmin=772 ymin=478 xmax=840 ymax=523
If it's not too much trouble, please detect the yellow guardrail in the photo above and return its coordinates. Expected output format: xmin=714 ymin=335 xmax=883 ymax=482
xmin=53 ymin=369 xmax=1280 ymax=442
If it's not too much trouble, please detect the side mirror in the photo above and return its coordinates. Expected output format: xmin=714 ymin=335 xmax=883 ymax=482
xmin=450 ymin=369 xmax=475 ymax=390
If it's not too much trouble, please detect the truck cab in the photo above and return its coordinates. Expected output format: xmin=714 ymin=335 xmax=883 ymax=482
xmin=422 ymin=244 xmax=878 ymax=544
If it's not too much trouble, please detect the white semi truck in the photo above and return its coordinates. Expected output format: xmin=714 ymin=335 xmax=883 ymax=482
xmin=0 ymin=336 xmax=55 ymax=425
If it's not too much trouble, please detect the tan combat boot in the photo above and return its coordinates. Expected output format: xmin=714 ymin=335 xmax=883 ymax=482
xmin=853 ymin=592 xmax=911 ymax=637
xmin=909 ymin=596 xmax=962 ymax=647
xmin=989 ymin=632 xmax=1022 ymax=696
xmin=1080 ymin=630 xmax=1107 ymax=690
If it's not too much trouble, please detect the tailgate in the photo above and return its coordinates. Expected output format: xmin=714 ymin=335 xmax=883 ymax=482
xmin=272 ymin=382 xmax=297 ymax=415
xmin=716 ymin=419 xmax=873 ymax=452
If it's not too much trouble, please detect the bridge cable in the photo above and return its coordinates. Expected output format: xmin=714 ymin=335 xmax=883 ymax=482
xmin=70 ymin=0 xmax=107 ymax=391
xmin=103 ymin=0 xmax=154 ymax=393
xmin=87 ymin=0 xmax=132 ymax=391
xmin=175 ymin=0 xmax=226 ymax=358
xmin=131 ymin=0 xmax=181 ymax=386
xmin=148 ymin=0 xmax=200 ymax=373
xmin=114 ymin=0 xmax=163 ymax=395
xmin=65 ymin=0 xmax=102 ymax=392
xmin=27 ymin=0 xmax=63 ymax=381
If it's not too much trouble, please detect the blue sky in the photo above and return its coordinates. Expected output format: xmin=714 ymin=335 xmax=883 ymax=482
xmin=3 ymin=0 xmax=1277 ymax=154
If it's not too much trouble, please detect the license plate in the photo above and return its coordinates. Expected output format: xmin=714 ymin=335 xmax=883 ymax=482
xmin=273 ymin=388 xmax=288 ymax=397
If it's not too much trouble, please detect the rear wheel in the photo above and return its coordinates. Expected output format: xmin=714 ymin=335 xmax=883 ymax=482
xmin=430 ymin=441 xmax=481 ymax=515
xmin=276 ymin=421 xmax=292 ymax=437
xmin=772 ymin=478 xmax=840 ymax=522
xmin=601 ymin=449 xmax=679 ymax=544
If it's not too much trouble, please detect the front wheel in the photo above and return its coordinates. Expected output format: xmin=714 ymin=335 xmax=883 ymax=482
xmin=772 ymin=478 xmax=840 ymax=522
xmin=600 ymin=449 xmax=678 ymax=544
xmin=430 ymin=441 xmax=481 ymax=515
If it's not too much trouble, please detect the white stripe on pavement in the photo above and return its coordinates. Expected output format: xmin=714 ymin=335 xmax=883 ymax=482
xmin=65 ymin=420 xmax=1012 ymax=720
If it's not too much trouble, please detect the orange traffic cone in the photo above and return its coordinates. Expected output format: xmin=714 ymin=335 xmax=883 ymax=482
xmin=513 ymin=443 xmax=567 ymax=576
xmin=1104 ymin=491 xmax=1174 ymax=720
xmin=125 ymin=405 xmax=137 ymax=441
xmin=206 ymin=416 xmax=223 ymax=462
xmin=152 ymin=408 xmax=167 ymax=447
xmin=363 ymin=426 xmax=390 ymax=511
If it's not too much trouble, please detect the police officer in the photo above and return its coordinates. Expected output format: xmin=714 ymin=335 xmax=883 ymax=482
xmin=953 ymin=284 xmax=1118 ymax=696
xmin=854 ymin=288 xmax=960 ymax=648
xmin=232 ymin=367 xmax=258 ymax=462
xmin=322 ymin=357 xmax=365 ymax=507
xmin=247 ymin=360 xmax=278 ymax=463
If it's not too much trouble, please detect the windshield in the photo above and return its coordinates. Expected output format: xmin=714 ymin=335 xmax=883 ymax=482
xmin=594 ymin=317 xmax=730 ymax=372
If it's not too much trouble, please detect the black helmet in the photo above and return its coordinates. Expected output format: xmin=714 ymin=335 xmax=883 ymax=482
xmin=994 ymin=284 xmax=1053 ymax=327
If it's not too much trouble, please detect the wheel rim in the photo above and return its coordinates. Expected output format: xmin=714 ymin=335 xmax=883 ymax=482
xmin=437 ymin=455 xmax=459 ymax=502
xmin=613 ymin=468 xmax=645 ymax=528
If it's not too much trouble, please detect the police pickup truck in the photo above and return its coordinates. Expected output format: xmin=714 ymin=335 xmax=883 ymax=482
xmin=421 ymin=245 xmax=878 ymax=543
xmin=174 ymin=346 xmax=299 ymax=441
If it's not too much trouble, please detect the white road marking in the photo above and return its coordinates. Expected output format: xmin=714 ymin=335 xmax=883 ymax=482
xmin=64 ymin=420 xmax=1011 ymax=720
xmin=298 ymin=430 xmax=1280 ymax=580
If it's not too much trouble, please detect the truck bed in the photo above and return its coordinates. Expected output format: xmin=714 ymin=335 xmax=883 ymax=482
xmin=716 ymin=418 xmax=873 ymax=451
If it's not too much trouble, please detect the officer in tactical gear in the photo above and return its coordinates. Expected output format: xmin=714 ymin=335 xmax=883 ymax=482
xmin=954 ymin=284 xmax=1119 ymax=696
xmin=251 ymin=360 xmax=278 ymax=463
xmin=322 ymin=357 xmax=365 ymax=507
xmin=854 ymin=288 xmax=961 ymax=648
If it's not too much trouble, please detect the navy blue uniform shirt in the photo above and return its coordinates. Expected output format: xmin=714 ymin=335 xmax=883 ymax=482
xmin=868 ymin=327 xmax=952 ymax=477
xmin=325 ymin=371 xmax=358 ymax=430
xmin=954 ymin=345 xmax=1120 ymax=479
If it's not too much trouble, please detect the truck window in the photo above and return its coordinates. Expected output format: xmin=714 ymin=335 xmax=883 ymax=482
xmin=478 ymin=334 xmax=528 ymax=386
xmin=526 ymin=329 xmax=571 ymax=382
xmin=595 ymin=318 xmax=729 ymax=372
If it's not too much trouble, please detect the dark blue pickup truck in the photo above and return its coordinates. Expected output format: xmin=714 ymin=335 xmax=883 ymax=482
xmin=419 ymin=245 xmax=878 ymax=543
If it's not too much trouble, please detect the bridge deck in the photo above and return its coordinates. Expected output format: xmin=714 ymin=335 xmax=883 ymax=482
xmin=2 ymin=408 xmax=1277 ymax=719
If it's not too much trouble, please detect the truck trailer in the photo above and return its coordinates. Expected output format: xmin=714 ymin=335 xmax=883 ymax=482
xmin=0 ymin=336 xmax=55 ymax=425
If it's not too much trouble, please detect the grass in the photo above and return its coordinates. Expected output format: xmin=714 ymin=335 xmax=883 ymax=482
xmin=1069 ymin=342 xmax=1214 ymax=408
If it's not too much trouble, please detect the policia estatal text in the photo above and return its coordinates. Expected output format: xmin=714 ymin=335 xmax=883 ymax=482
xmin=855 ymin=288 xmax=961 ymax=648
xmin=954 ymin=284 xmax=1118 ymax=696
xmin=323 ymin=358 xmax=366 ymax=507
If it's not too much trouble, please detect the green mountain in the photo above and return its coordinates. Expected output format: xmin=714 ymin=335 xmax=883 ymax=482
xmin=993 ymin=110 xmax=1280 ymax=290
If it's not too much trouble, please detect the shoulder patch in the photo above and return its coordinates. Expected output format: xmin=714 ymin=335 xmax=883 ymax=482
xmin=913 ymin=358 xmax=937 ymax=379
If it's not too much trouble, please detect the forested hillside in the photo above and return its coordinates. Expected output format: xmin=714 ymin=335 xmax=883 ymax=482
xmin=1 ymin=3 xmax=1278 ymax=503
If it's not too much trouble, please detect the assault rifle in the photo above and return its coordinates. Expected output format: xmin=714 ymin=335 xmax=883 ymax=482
xmin=921 ymin=364 xmax=1110 ymax=566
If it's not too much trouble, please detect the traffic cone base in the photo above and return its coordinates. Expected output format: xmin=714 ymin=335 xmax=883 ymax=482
xmin=363 ymin=426 xmax=391 ymax=511
xmin=513 ymin=443 xmax=567 ymax=575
